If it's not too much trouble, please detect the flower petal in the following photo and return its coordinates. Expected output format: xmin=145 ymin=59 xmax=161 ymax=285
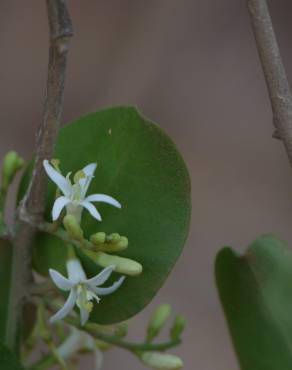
xmin=49 ymin=269 xmax=74 ymax=291
xmin=67 ymin=259 xmax=87 ymax=283
xmin=43 ymin=160 xmax=71 ymax=197
xmin=80 ymin=306 xmax=90 ymax=326
xmin=94 ymin=276 xmax=125 ymax=296
xmin=82 ymin=163 xmax=97 ymax=177
xmin=86 ymin=266 xmax=115 ymax=287
xmin=79 ymin=163 xmax=97 ymax=197
xmin=85 ymin=194 xmax=121 ymax=209
xmin=81 ymin=201 xmax=102 ymax=221
xmin=79 ymin=177 xmax=91 ymax=198
xmin=52 ymin=196 xmax=71 ymax=221
xmin=50 ymin=289 xmax=77 ymax=323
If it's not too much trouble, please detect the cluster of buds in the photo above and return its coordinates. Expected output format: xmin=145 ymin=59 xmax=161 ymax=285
xmin=90 ymin=232 xmax=128 ymax=252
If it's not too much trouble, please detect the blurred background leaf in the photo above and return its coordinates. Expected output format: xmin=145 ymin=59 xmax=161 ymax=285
xmin=19 ymin=106 xmax=191 ymax=324
xmin=216 ymin=234 xmax=292 ymax=370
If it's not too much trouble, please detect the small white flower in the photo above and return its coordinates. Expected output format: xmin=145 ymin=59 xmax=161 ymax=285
xmin=43 ymin=160 xmax=121 ymax=222
xmin=49 ymin=258 xmax=125 ymax=326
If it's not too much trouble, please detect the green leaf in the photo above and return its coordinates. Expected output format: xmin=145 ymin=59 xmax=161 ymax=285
xmin=0 ymin=238 xmax=12 ymax=342
xmin=0 ymin=342 xmax=25 ymax=369
xmin=216 ymin=234 xmax=292 ymax=370
xmin=19 ymin=106 xmax=191 ymax=324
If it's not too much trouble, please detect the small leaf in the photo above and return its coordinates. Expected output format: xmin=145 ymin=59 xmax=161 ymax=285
xmin=216 ymin=234 xmax=292 ymax=370
xmin=18 ymin=106 xmax=191 ymax=324
xmin=0 ymin=342 xmax=25 ymax=370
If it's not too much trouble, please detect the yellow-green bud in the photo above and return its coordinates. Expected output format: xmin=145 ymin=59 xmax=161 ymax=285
xmin=1 ymin=151 xmax=24 ymax=191
xmin=63 ymin=215 xmax=84 ymax=241
xmin=147 ymin=304 xmax=171 ymax=342
xmin=84 ymin=250 xmax=143 ymax=276
xmin=141 ymin=352 xmax=183 ymax=370
xmin=170 ymin=315 xmax=186 ymax=341
xmin=51 ymin=159 xmax=60 ymax=171
xmin=116 ymin=236 xmax=128 ymax=250
xmin=115 ymin=322 xmax=128 ymax=338
xmin=90 ymin=232 xmax=106 ymax=245
xmin=107 ymin=233 xmax=121 ymax=244
xmin=100 ymin=236 xmax=129 ymax=252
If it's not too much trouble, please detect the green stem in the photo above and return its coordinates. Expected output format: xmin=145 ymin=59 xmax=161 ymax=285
xmin=39 ymin=222 xmax=93 ymax=249
xmin=65 ymin=316 xmax=180 ymax=353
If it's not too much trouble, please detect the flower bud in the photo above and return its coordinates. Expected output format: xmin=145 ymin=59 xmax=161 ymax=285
xmin=106 ymin=233 xmax=121 ymax=244
xmin=84 ymin=250 xmax=142 ymax=276
xmin=90 ymin=232 xmax=106 ymax=245
xmin=141 ymin=352 xmax=183 ymax=370
xmin=63 ymin=215 xmax=84 ymax=241
xmin=170 ymin=315 xmax=186 ymax=340
xmin=147 ymin=304 xmax=171 ymax=342
xmin=1 ymin=151 xmax=24 ymax=191
xmin=115 ymin=322 xmax=128 ymax=338
xmin=115 ymin=236 xmax=128 ymax=250
xmin=101 ymin=236 xmax=129 ymax=252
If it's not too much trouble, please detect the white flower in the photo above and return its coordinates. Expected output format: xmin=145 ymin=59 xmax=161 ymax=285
xmin=43 ymin=160 xmax=121 ymax=222
xmin=57 ymin=327 xmax=103 ymax=369
xmin=49 ymin=258 xmax=125 ymax=326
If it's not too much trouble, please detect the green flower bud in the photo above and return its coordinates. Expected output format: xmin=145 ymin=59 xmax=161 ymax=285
xmin=84 ymin=250 xmax=143 ymax=276
xmin=106 ymin=233 xmax=121 ymax=244
xmin=116 ymin=236 xmax=128 ymax=250
xmin=101 ymin=236 xmax=129 ymax=252
xmin=50 ymin=159 xmax=61 ymax=171
xmin=1 ymin=151 xmax=24 ymax=191
xmin=63 ymin=215 xmax=84 ymax=241
xmin=141 ymin=352 xmax=183 ymax=370
xmin=90 ymin=232 xmax=106 ymax=245
xmin=147 ymin=304 xmax=171 ymax=342
xmin=170 ymin=315 xmax=186 ymax=341
xmin=115 ymin=322 xmax=128 ymax=338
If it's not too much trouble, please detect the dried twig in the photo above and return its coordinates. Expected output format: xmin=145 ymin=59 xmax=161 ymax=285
xmin=247 ymin=0 xmax=292 ymax=166
xmin=5 ymin=0 xmax=73 ymax=351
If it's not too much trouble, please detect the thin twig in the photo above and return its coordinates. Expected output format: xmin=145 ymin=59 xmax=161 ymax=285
xmin=65 ymin=316 xmax=181 ymax=353
xmin=247 ymin=0 xmax=292 ymax=166
xmin=5 ymin=0 xmax=73 ymax=352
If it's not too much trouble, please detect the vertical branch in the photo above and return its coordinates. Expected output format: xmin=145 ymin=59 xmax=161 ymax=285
xmin=5 ymin=0 xmax=73 ymax=352
xmin=26 ymin=0 xmax=73 ymax=220
xmin=247 ymin=0 xmax=292 ymax=167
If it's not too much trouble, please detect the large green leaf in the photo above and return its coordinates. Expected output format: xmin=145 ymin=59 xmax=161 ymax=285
xmin=19 ymin=106 xmax=191 ymax=324
xmin=216 ymin=234 xmax=292 ymax=370
xmin=0 ymin=342 xmax=25 ymax=369
xmin=0 ymin=238 xmax=12 ymax=342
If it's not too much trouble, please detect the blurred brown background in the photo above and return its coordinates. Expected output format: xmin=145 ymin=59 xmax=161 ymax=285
xmin=1 ymin=1 xmax=292 ymax=369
